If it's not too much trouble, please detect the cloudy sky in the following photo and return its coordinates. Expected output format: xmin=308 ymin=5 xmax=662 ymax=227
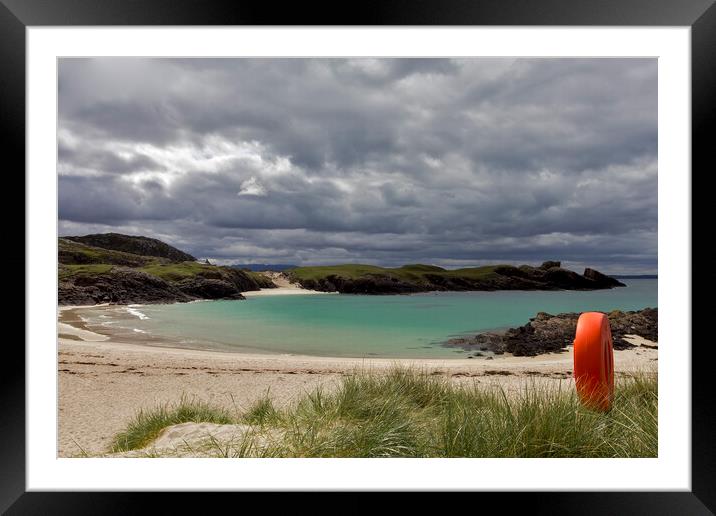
xmin=58 ymin=58 xmax=657 ymax=274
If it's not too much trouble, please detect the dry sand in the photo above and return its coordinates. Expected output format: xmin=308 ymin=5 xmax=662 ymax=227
xmin=57 ymin=306 xmax=657 ymax=457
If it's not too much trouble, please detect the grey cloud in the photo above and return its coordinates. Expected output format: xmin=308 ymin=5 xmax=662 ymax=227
xmin=58 ymin=57 xmax=658 ymax=273
xmin=59 ymin=142 xmax=164 ymax=175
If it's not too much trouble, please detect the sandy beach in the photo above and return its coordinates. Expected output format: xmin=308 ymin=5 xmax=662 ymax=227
xmin=242 ymin=287 xmax=335 ymax=297
xmin=242 ymin=272 xmax=335 ymax=296
xmin=58 ymin=306 xmax=657 ymax=457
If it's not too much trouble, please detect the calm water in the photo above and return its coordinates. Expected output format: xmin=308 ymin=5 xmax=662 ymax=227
xmin=82 ymin=279 xmax=657 ymax=358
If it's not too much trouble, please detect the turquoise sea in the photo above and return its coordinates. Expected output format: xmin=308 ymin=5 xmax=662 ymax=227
xmin=82 ymin=279 xmax=657 ymax=359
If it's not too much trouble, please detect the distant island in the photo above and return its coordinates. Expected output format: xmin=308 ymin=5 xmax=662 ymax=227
xmin=58 ymin=233 xmax=625 ymax=305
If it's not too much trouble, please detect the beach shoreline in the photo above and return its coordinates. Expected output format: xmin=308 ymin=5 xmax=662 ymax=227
xmin=242 ymin=287 xmax=336 ymax=297
xmin=57 ymin=305 xmax=657 ymax=457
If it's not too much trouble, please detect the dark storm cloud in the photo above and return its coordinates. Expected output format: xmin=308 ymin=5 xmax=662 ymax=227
xmin=58 ymin=58 xmax=657 ymax=273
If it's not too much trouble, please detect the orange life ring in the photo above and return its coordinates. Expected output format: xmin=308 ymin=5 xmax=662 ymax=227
xmin=573 ymin=312 xmax=614 ymax=412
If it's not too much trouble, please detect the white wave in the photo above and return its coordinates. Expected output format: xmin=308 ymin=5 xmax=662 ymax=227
xmin=126 ymin=307 xmax=150 ymax=320
xmin=133 ymin=328 xmax=148 ymax=334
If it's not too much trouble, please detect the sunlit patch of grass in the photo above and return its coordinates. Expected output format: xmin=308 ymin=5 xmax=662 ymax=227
xmin=241 ymin=368 xmax=657 ymax=458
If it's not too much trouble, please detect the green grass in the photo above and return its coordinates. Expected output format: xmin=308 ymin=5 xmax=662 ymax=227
xmin=289 ymin=263 xmax=502 ymax=283
xmin=59 ymin=237 xmax=275 ymax=291
xmin=140 ymin=262 xmax=275 ymax=289
xmin=59 ymin=238 xmax=160 ymax=267
xmin=138 ymin=262 xmax=223 ymax=282
xmin=58 ymin=264 xmax=114 ymax=280
xmin=110 ymin=395 xmax=234 ymax=452
xmin=110 ymin=368 xmax=657 ymax=458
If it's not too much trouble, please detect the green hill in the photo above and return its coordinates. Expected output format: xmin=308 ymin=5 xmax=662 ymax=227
xmin=58 ymin=235 xmax=273 ymax=305
xmin=289 ymin=261 xmax=625 ymax=294
xmin=65 ymin=233 xmax=196 ymax=262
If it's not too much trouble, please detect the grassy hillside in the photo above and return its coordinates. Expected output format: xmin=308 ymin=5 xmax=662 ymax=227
xmin=66 ymin=233 xmax=196 ymax=262
xmin=288 ymin=262 xmax=622 ymax=294
xmin=58 ymin=263 xmax=115 ymax=280
xmin=58 ymin=235 xmax=274 ymax=304
xmin=290 ymin=264 xmax=500 ymax=283
xmin=138 ymin=262 xmax=225 ymax=282
xmin=59 ymin=238 xmax=162 ymax=267
xmin=110 ymin=367 xmax=657 ymax=458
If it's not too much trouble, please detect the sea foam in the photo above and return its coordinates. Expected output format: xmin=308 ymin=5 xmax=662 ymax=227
xmin=126 ymin=307 xmax=150 ymax=320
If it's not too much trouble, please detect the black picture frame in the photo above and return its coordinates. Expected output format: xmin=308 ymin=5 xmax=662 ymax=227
xmin=2 ymin=0 xmax=713 ymax=511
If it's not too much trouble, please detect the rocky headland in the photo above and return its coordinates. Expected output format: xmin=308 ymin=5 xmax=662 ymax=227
xmin=290 ymin=261 xmax=625 ymax=295
xmin=58 ymin=234 xmax=629 ymax=306
xmin=58 ymin=235 xmax=274 ymax=305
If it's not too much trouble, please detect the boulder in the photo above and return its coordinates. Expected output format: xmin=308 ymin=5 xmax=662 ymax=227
xmin=540 ymin=261 xmax=561 ymax=269
xmin=583 ymin=268 xmax=626 ymax=288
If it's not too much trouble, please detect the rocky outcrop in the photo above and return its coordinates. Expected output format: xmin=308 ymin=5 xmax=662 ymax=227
xmin=539 ymin=260 xmax=561 ymax=269
xmin=299 ymin=275 xmax=427 ymax=295
xmin=175 ymin=277 xmax=246 ymax=300
xmin=444 ymin=308 xmax=657 ymax=357
xmin=58 ymin=266 xmax=252 ymax=305
xmin=66 ymin=233 xmax=196 ymax=262
xmin=583 ymin=268 xmax=626 ymax=288
xmin=59 ymin=268 xmax=194 ymax=305
xmin=57 ymin=234 xmax=277 ymax=305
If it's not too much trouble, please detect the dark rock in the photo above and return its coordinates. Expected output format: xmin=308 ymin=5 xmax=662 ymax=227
xmin=300 ymin=274 xmax=426 ymax=295
xmin=540 ymin=261 xmax=561 ymax=269
xmin=296 ymin=263 xmax=626 ymax=295
xmin=443 ymin=308 xmax=657 ymax=357
xmin=542 ymin=268 xmax=593 ymax=290
xmin=583 ymin=268 xmax=626 ymax=288
xmin=176 ymin=277 xmax=245 ymax=300
xmin=59 ymin=267 xmax=193 ymax=305
xmin=606 ymin=307 xmax=658 ymax=344
xmin=58 ymin=266 xmax=255 ymax=305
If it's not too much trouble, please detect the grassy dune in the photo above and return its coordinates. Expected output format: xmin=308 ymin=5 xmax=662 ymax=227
xmin=110 ymin=368 xmax=657 ymax=458
xmin=111 ymin=396 xmax=234 ymax=452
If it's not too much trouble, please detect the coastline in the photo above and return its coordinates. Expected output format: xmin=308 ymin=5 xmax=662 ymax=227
xmin=57 ymin=305 xmax=657 ymax=457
